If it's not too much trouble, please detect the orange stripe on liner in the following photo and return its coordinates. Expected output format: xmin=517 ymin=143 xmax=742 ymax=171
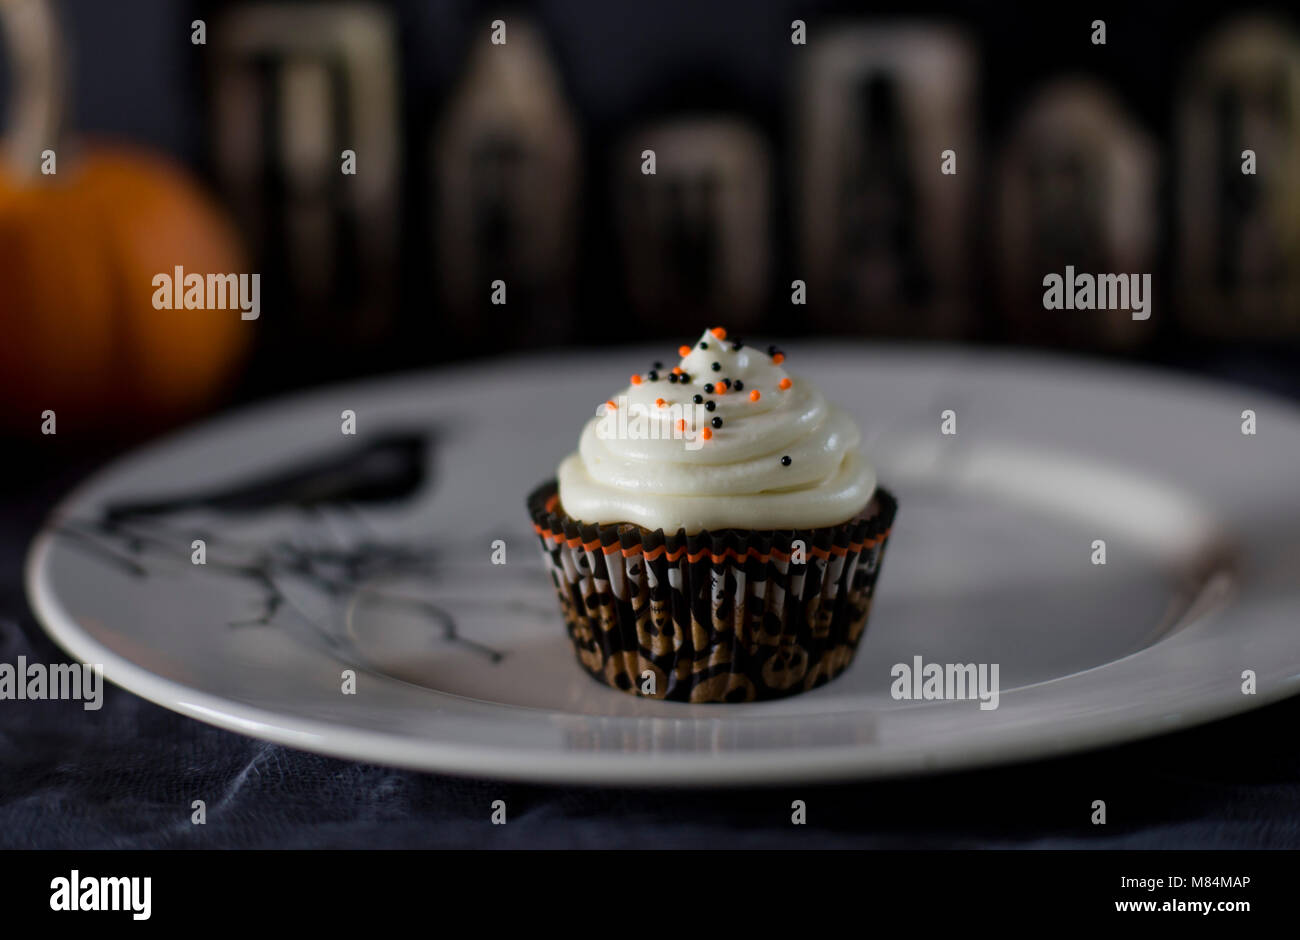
xmin=535 ymin=525 xmax=889 ymax=560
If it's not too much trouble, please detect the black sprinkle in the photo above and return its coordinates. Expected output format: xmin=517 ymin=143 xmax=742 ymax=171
xmin=731 ymin=340 xmax=743 ymax=350
xmin=711 ymin=417 xmax=723 ymax=428
xmin=679 ymin=372 xmax=691 ymax=383
xmin=653 ymin=361 xmax=663 ymax=369
xmin=781 ymin=455 xmax=792 ymax=466
xmin=720 ymin=378 xmax=730 ymax=388
xmin=711 ymin=362 xmax=722 ymax=371
xmin=699 ymin=342 xmax=708 ymax=350
xmin=692 ymin=394 xmax=703 ymax=404
xmin=768 ymin=345 xmax=780 ymax=356
xmin=703 ymin=383 xmax=714 ymax=393
xmin=668 ymin=373 xmax=679 ymax=384
xmin=704 ymin=400 xmax=716 ymax=412
xmin=647 ymin=370 xmax=658 ymax=381
xmin=733 ymin=380 xmax=744 ymax=391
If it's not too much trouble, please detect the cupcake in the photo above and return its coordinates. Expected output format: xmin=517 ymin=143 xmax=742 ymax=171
xmin=527 ymin=327 xmax=897 ymax=703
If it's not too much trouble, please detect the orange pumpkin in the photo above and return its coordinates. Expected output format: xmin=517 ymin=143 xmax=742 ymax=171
xmin=0 ymin=0 xmax=250 ymax=433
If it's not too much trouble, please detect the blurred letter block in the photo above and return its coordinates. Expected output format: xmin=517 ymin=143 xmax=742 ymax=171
xmin=796 ymin=25 xmax=975 ymax=338
xmin=1179 ymin=17 xmax=1300 ymax=341
xmin=212 ymin=2 xmax=400 ymax=351
xmin=995 ymin=80 xmax=1157 ymax=350
xmin=434 ymin=18 xmax=579 ymax=346
xmin=617 ymin=118 xmax=770 ymax=335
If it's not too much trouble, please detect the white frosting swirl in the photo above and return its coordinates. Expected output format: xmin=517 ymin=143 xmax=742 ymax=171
xmin=557 ymin=330 xmax=876 ymax=533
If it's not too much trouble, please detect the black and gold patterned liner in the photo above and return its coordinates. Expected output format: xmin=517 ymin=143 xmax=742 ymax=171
xmin=527 ymin=480 xmax=897 ymax=703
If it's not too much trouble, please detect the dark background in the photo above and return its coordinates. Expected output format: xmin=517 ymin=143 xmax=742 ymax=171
xmin=6 ymin=0 xmax=1299 ymax=398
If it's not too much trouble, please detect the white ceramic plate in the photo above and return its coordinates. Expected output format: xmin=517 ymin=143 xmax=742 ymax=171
xmin=26 ymin=345 xmax=1300 ymax=785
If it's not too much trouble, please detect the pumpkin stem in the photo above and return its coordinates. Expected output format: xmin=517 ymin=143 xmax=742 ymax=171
xmin=0 ymin=0 xmax=65 ymax=181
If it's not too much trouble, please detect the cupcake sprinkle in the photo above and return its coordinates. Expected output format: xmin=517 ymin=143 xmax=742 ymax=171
xmin=626 ymin=329 xmax=802 ymax=448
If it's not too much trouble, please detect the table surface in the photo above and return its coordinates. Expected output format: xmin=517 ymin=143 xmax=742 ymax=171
xmin=4 ymin=365 xmax=1300 ymax=850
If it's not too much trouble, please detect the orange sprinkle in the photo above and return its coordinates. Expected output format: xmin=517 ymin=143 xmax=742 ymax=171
xmin=677 ymin=419 xmax=687 ymax=432
xmin=701 ymin=428 xmax=713 ymax=441
xmin=772 ymin=353 xmax=785 ymax=364
xmin=749 ymin=389 xmax=761 ymax=402
xmin=778 ymin=378 xmax=792 ymax=390
xmin=672 ymin=366 xmax=683 ymax=375
xmin=678 ymin=345 xmax=691 ymax=357
xmin=655 ymin=398 xmax=666 ymax=407
xmin=715 ymin=383 xmax=726 ymax=395
xmin=710 ymin=327 xmax=727 ymax=340
xmin=605 ymin=400 xmax=617 ymax=409
xmin=630 ymin=374 xmax=642 ymax=385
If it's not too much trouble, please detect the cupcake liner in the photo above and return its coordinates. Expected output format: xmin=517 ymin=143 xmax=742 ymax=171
xmin=527 ymin=480 xmax=897 ymax=703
